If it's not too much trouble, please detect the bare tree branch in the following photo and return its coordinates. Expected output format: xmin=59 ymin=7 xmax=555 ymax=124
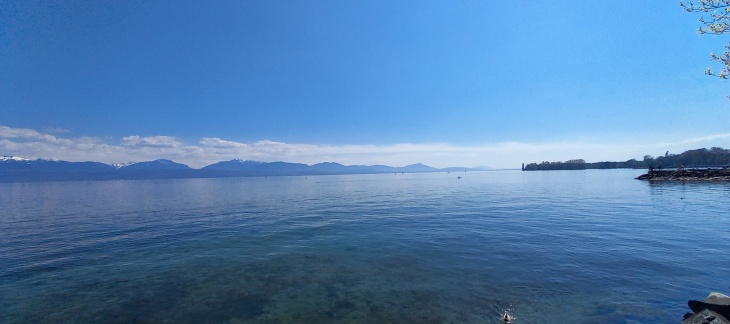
xmin=680 ymin=0 xmax=730 ymax=84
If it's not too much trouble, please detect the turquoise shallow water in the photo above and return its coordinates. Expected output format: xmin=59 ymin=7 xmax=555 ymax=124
xmin=1 ymin=170 xmax=729 ymax=323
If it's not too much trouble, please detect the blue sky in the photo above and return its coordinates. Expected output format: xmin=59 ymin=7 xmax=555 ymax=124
xmin=1 ymin=1 xmax=729 ymax=168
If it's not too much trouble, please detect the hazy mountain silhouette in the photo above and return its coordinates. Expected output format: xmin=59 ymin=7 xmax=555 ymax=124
xmin=0 ymin=156 xmax=483 ymax=182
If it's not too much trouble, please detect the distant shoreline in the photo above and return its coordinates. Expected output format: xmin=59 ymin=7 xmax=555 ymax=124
xmin=522 ymin=147 xmax=730 ymax=172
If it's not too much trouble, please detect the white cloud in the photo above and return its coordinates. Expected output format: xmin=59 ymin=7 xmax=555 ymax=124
xmin=1 ymin=125 xmax=729 ymax=169
xmin=199 ymin=137 xmax=249 ymax=148
xmin=660 ymin=133 xmax=730 ymax=146
xmin=0 ymin=125 xmax=61 ymax=143
xmin=122 ymin=135 xmax=183 ymax=147
xmin=41 ymin=126 xmax=72 ymax=134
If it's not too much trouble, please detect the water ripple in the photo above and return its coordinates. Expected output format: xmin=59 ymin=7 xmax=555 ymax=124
xmin=1 ymin=171 xmax=728 ymax=322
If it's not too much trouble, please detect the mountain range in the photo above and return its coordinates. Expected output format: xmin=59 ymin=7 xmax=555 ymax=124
xmin=0 ymin=157 xmax=483 ymax=182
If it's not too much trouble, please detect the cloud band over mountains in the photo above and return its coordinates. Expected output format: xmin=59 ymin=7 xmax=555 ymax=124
xmin=2 ymin=125 xmax=730 ymax=169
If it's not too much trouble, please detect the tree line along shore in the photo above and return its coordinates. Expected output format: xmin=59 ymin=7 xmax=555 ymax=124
xmin=522 ymin=147 xmax=730 ymax=171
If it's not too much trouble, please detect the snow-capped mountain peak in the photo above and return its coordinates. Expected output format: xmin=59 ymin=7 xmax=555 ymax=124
xmin=113 ymin=162 xmax=135 ymax=169
xmin=1 ymin=156 xmax=31 ymax=162
xmin=1 ymin=156 xmax=59 ymax=162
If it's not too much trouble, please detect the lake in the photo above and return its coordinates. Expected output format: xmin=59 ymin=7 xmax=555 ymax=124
xmin=1 ymin=170 xmax=728 ymax=323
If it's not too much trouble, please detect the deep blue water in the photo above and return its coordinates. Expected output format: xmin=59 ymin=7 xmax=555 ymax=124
xmin=1 ymin=170 xmax=729 ymax=323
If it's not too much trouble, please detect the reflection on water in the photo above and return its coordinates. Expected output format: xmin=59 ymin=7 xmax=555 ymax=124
xmin=1 ymin=170 xmax=729 ymax=323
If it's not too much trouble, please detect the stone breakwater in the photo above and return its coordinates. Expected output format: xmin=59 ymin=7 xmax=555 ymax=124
xmin=683 ymin=292 xmax=730 ymax=324
xmin=635 ymin=168 xmax=730 ymax=181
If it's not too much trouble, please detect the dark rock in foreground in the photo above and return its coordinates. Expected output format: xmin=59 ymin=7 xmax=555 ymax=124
xmin=636 ymin=168 xmax=730 ymax=181
xmin=683 ymin=309 xmax=730 ymax=324
xmin=683 ymin=293 xmax=730 ymax=324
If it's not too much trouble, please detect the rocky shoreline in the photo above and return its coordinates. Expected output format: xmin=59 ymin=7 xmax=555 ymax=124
xmin=635 ymin=168 xmax=730 ymax=181
xmin=683 ymin=292 xmax=730 ymax=323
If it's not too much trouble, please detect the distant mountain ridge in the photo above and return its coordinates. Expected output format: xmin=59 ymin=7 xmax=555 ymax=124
xmin=119 ymin=159 xmax=192 ymax=171
xmin=0 ymin=156 xmax=483 ymax=182
xmin=201 ymin=159 xmax=264 ymax=170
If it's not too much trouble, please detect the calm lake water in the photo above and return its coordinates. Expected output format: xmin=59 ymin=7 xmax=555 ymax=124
xmin=1 ymin=170 xmax=729 ymax=323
